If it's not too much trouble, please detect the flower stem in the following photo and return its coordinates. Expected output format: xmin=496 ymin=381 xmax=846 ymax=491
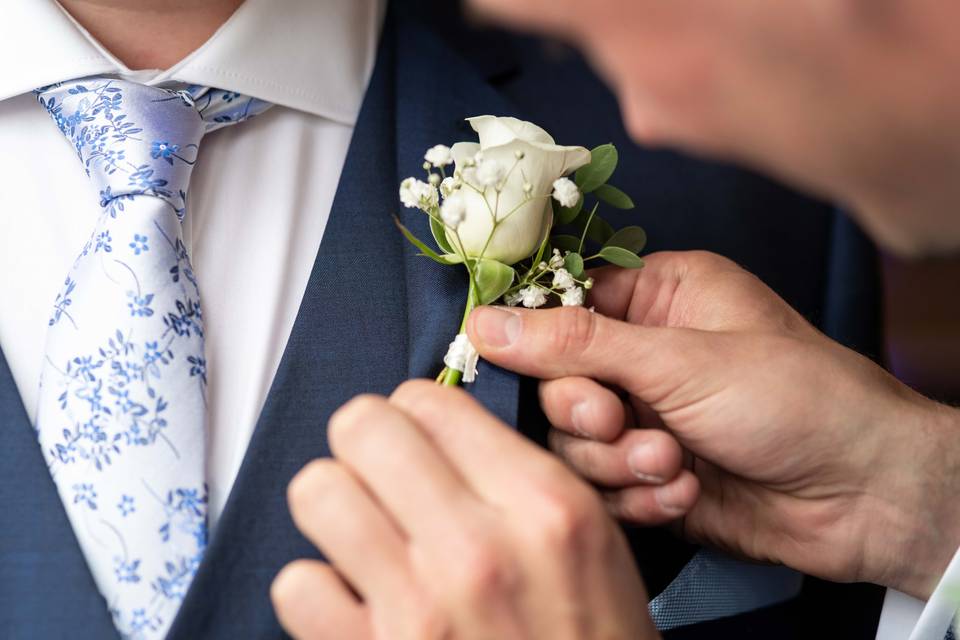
xmin=439 ymin=277 xmax=480 ymax=387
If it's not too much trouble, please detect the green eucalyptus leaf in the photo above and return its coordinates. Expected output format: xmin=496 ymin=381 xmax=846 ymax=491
xmin=575 ymin=144 xmax=618 ymax=193
xmin=475 ymin=259 xmax=516 ymax=305
xmin=598 ymin=246 xmax=646 ymax=269
xmin=564 ymin=252 xmax=584 ymax=279
xmin=603 ymin=226 xmax=647 ymax=253
xmin=395 ymin=217 xmax=458 ymax=265
xmin=593 ymin=184 xmax=635 ymax=209
xmin=550 ymin=234 xmax=581 ymax=254
xmin=555 ymin=194 xmax=583 ymax=226
xmin=430 ymin=216 xmax=455 ymax=254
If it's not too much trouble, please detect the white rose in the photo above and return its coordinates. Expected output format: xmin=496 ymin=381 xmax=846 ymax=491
xmin=448 ymin=116 xmax=591 ymax=265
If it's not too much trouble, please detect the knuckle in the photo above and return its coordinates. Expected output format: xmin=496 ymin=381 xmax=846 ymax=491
xmin=547 ymin=306 xmax=597 ymax=361
xmin=449 ymin=536 xmax=516 ymax=603
xmin=533 ymin=476 xmax=604 ymax=552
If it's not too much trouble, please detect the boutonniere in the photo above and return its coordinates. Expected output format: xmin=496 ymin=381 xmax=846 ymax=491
xmin=397 ymin=116 xmax=646 ymax=386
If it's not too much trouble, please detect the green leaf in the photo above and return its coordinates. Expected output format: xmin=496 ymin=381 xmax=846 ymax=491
xmin=475 ymin=259 xmax=516 ymax=305
xmin=440 ymin=253 xmax=464 ymax=264
xmin=555 ymin=194 xmax=583 ymax=226
xmin=593 ymin=184 xmax=635 ymax=209
xmin=430 ymin=216 xmax=455 ymax=254
xmin=395 ymin=217 xmax=459 ymax=266
xmin=575 ymin=144 xmax=618 ymax=193
xmin=574 ymin=210 xmax=615 ymax=245
xmin=598 ymin=246 xmax=646 ymax=269
xmin=603 ymin=226 xmax=647 ymax=253
xmin=564 ymin=252 xmax=584 ymax=279
xmin=550 ymin=234 xmax=581 ymax=254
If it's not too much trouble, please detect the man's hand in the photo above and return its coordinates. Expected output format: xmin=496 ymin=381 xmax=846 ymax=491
xmin=467 ymin=250 xmax=960 ymax=599
xmin=271 ymin=381 xmax=659 ymax=640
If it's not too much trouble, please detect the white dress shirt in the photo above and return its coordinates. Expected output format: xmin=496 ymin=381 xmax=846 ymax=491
xmin=0 ymin=0 xmax=384 ymax=530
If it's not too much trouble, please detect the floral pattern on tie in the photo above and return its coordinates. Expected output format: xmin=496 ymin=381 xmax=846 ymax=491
xmin=34 ymin=78 xmax=271 ymax=639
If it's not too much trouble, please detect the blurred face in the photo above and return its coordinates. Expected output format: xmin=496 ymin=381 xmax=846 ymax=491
xmin=470 ymin=0 xmax=960 ymax=257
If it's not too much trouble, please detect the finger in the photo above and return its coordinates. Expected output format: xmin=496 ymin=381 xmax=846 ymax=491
xmin=467 ymin=304 xmax=713 ymax=397
xmin=549 ymin=427 xmax=685 ymax=488
xmin=389 ymin=380 xmax=575 ymax=507
xmin=271 ymin=559 xmax=372 ymax=640
xmin=539 ymin=376 xmax=627 ymax=442
xmin=602 ymin=470 xmax=700 ymax=525
xmin=287 ymin=459 xmax=410 ymax=600
xmin=328 ymin=394 xmax=477 ymax=542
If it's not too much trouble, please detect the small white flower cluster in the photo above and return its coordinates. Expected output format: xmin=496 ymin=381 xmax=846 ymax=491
xmin=504 ymin=249 xmax=592 ymax=309
xmin=400 ymin=144 xmax=470 ymax=231
xmin=551 ymin=177 xmax=580 ymax=208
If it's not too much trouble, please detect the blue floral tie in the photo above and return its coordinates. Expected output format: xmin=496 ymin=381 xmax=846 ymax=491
xmin=33 ymin=78 xmax=270 ymax=639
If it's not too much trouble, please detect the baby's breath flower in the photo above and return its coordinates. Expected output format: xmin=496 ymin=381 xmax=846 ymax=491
xmin=505 ymin=290 xmax=524 ymax=307
xmin=551 ymin=177 xmax=580 ymax=208
xmin=583 ymin=277 xmax=594 ymax=290
xmin=552 ymin=268 xmax=576 ymax=291
xmin=424 ymin=144 xmax=454 ymax=167
xmin=428 ymin=173 xmax=441 ymax=186
xmin=475 ymin=158 xmax=505 ymax=188
xmin=519 ymin=285 xmax=548 ymax=309
xmin=549 ymin=249 xmax=565 ymax=269
xmin=561 ymin=286 xmax=585 ymax=307
xmin=523 ymin=182 xmax=533 ymax=195
xmin=399 ymin=177 xmax=438 ymax=211
xmin=439 ymin=176 xmax=458 ymax=198
xmin=514 ymin=149 xmax=525 ymax=160
xmin=440 ymin=193 xmax=467 ymax=229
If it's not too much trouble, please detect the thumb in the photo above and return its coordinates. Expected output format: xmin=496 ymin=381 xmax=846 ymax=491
xmin=466 ymin=305 xmax=711 ymax=399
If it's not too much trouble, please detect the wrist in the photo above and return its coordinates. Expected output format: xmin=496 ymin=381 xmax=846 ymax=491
xmin=863 ymin=398 xmax=960 ymax=598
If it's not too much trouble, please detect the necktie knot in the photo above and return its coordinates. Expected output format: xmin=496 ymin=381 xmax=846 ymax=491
xmin=36 ymin=78 xmax=270 ymax=217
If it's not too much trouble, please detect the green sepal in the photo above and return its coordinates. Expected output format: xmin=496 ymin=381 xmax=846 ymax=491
xmin=575 ymin=144 xmax=618 ymax=193
xmin=603 ymin=226 xmax=647 ymax=253
xmin=594 ymin=184 xmax=635 ymax=209
xmin=430 ymin=216 xmax=455 ymax=254
xmin=395 ymin=216 xmax=459 ymax=265
xmin=474 ymin=259 xmax=516 ymax=305
xmin=598 ymin=246 xmax=645 ymax=269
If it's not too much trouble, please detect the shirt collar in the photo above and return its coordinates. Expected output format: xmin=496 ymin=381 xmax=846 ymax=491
xmin=0 ymin=0 xmax=385 ymax=125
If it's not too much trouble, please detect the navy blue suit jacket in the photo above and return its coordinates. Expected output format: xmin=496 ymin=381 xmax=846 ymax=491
xmin=0 ymin=5 xmax=884 ymax=638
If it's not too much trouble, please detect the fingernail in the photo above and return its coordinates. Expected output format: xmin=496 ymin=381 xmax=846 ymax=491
xmin=627 ymin=443 xmax=664 ymax=484
xmin=570 ymin=402 xmax=593 ymax=439
xmin=474 ymin=307 xmax=522 ymax=348
xmin=654 ymin=483 xmax=687 ymax=514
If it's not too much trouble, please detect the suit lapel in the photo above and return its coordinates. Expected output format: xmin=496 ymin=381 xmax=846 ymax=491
xmin=168 ymin=9 xmax=522 ymax=638
xmin=394 ymin=14 xmax=521 ymax=427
